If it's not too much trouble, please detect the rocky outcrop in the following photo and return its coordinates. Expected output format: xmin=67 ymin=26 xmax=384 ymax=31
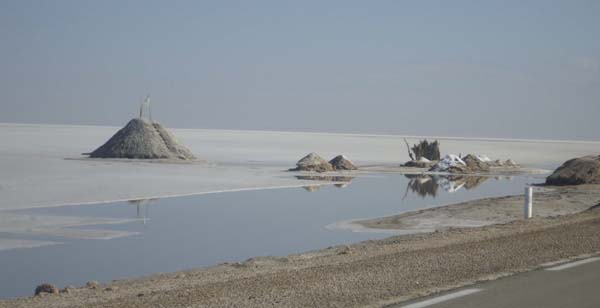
xmin=289 ymin=153 xmax=333 ymax=172
xmin=329 ymin=155 xmax=358 ymax=170
xmin=88 ymin=118 xmax=196 ymax=160
xmin=546 ymin=155 xmax=600 ymax=185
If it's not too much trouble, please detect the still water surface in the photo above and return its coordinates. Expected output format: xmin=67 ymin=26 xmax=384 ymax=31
xmin=0 ymin=173 xmax=544 ymax=298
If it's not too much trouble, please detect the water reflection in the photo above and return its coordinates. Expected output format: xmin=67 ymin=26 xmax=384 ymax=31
xmin=296 ymin=176 xmax=355 ymax=192
xmin=0 ymin=173 xmax=533 ymax=298
xmin=128 ymin=198 xmax=159 ymax=225
xmin=404 ymin=174 xmax=492 ymax=198
xmin=303 ymin=185 xmax=322 ymax=192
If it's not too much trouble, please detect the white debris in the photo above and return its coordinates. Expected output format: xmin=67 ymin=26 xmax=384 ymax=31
xmin=476 ymin=154 xmax=492 ymax=162
xmin=429 ymin=154 xmax=466 ymax=172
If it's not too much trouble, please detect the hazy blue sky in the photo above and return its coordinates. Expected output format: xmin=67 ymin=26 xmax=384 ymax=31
xmin=1 ymin=1 xmax=599 ymax=140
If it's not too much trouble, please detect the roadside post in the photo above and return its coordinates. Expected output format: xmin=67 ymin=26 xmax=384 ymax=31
xmin=524 ymin=186 xmax=533 ymax=219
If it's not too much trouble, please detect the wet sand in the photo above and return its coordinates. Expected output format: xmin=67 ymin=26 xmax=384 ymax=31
xmin=3 ymin=184 xmax=600 ymax=308
xmin=356 ymin=184 xmax=600 ymax=233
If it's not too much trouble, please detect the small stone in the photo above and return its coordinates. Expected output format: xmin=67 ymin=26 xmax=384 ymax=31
xmin=337 ymin=245 xmax=353 ymax=255
xmin=34 ymin=283 xmax=59 ymax=296
xmin=86 ymin=281 xmax=100 ymax=289
xmin=105 ymin=286 xmax=118 ymax=292
xmin=60 ymin=286 xmax=75 ymax=294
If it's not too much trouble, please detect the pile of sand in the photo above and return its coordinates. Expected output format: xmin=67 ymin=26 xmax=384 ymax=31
xmin=289 ymin=153 xmax=358 ymax=172
xmin=462 ymin=154 xmax=491 ymax=172
xmin=289 ymin=153 xmax=334 ymax=172
xmin=329 ymin=155 xmax=358 ymax=170
xmin=88 ymin=118 xmax=196 ymax=160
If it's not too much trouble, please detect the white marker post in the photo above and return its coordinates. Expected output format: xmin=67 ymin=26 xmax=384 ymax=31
xmin=524 ymin=186 xmax=533 ymax=219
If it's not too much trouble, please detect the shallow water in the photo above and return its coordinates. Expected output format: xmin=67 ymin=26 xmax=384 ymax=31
xmin=0 ymin=173 xmax=545 ymax=298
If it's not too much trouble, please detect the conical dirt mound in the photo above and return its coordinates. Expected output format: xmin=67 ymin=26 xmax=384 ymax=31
xmin=89 ymin=118 xmax=196 ymax=160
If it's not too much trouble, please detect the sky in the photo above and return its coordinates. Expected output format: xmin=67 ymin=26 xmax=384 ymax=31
xmin=1 ymin=0 xmax=599 ymax=140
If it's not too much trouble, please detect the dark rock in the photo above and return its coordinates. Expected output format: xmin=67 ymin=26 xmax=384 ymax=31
xmin=289 ymin=153 xmax=333 ymax=172
xmin=86 ymin=281 xmax=100 ymax=289
xmin=546 ymin=155 xmax=600 ymax=185
xmin=34 ymin=283 xmax=58 ymax=296
xmin=329 ymin=155 xmax=358 ymax=170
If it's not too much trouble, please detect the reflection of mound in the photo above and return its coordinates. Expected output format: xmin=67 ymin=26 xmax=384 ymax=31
xmin=462 ymin=176 xmax=489 ymax=189
xmin=296 ymin=175 xmax=354 ymax=183
xmin=303 ymin=185 xmax=322 ymax=192
xmin=404 ymin=174 xmax=490 ymax=196
xmin=404 ymin=175 xmax=439 ymax=197
xmin=297 ymin=175 xmax=354 ymax=191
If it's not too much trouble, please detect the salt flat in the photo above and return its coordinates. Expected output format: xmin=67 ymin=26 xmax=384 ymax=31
xmin=1 ymin=122 xmax=599 ymax=211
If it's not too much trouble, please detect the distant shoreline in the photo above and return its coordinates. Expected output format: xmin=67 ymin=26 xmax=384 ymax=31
xmin=2 ymin=122 xmax=600 ymax=144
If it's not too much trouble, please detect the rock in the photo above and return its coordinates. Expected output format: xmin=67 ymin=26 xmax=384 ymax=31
xmin=104 ymin=286 xmax=118 ymax=292
xmin=34 ymin=283 xmax=58 ymax=296
xmin=505 ymin=159 xmax=519 ymax=167
xmin=462 ymin=154 xmax=491 ymax=172
xmin=337 ymin=245 xmax=353 ymax=255
xmin=492 ymin=159 xmax=504 ymax=166
xmin=329 ymin=155 xmax=358 ymax=170
xmin=546 ymin=155 xmax=600 ymax=185
xmin=86 ymin=281 xmax=100 ymax=289
xmin=60 ymin=286 xmax=75 ymax=294
xmin=289 ymin=153 xmax=333 ymax=172
xmin=88 ymin=118 xmax=196 ymax=160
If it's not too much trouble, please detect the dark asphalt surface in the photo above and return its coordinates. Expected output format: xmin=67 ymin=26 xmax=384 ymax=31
xmin=394 ymin=257 xmax=600 ymax=308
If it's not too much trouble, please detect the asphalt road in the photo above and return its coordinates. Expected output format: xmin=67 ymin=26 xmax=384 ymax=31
xmin=393 ymin=257 xmax=600 ymax=308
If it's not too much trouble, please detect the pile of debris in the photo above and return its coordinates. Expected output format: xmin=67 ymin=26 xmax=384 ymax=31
xmin=289 ymin=153 xmax=358 ymax=172
xmin=546 ymin=155 xmax=600 ymax=185
xmin=429 ymin=154 xmax=467 ymax=173
xmin=429 ymin=154 xmax=519 ymax=174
